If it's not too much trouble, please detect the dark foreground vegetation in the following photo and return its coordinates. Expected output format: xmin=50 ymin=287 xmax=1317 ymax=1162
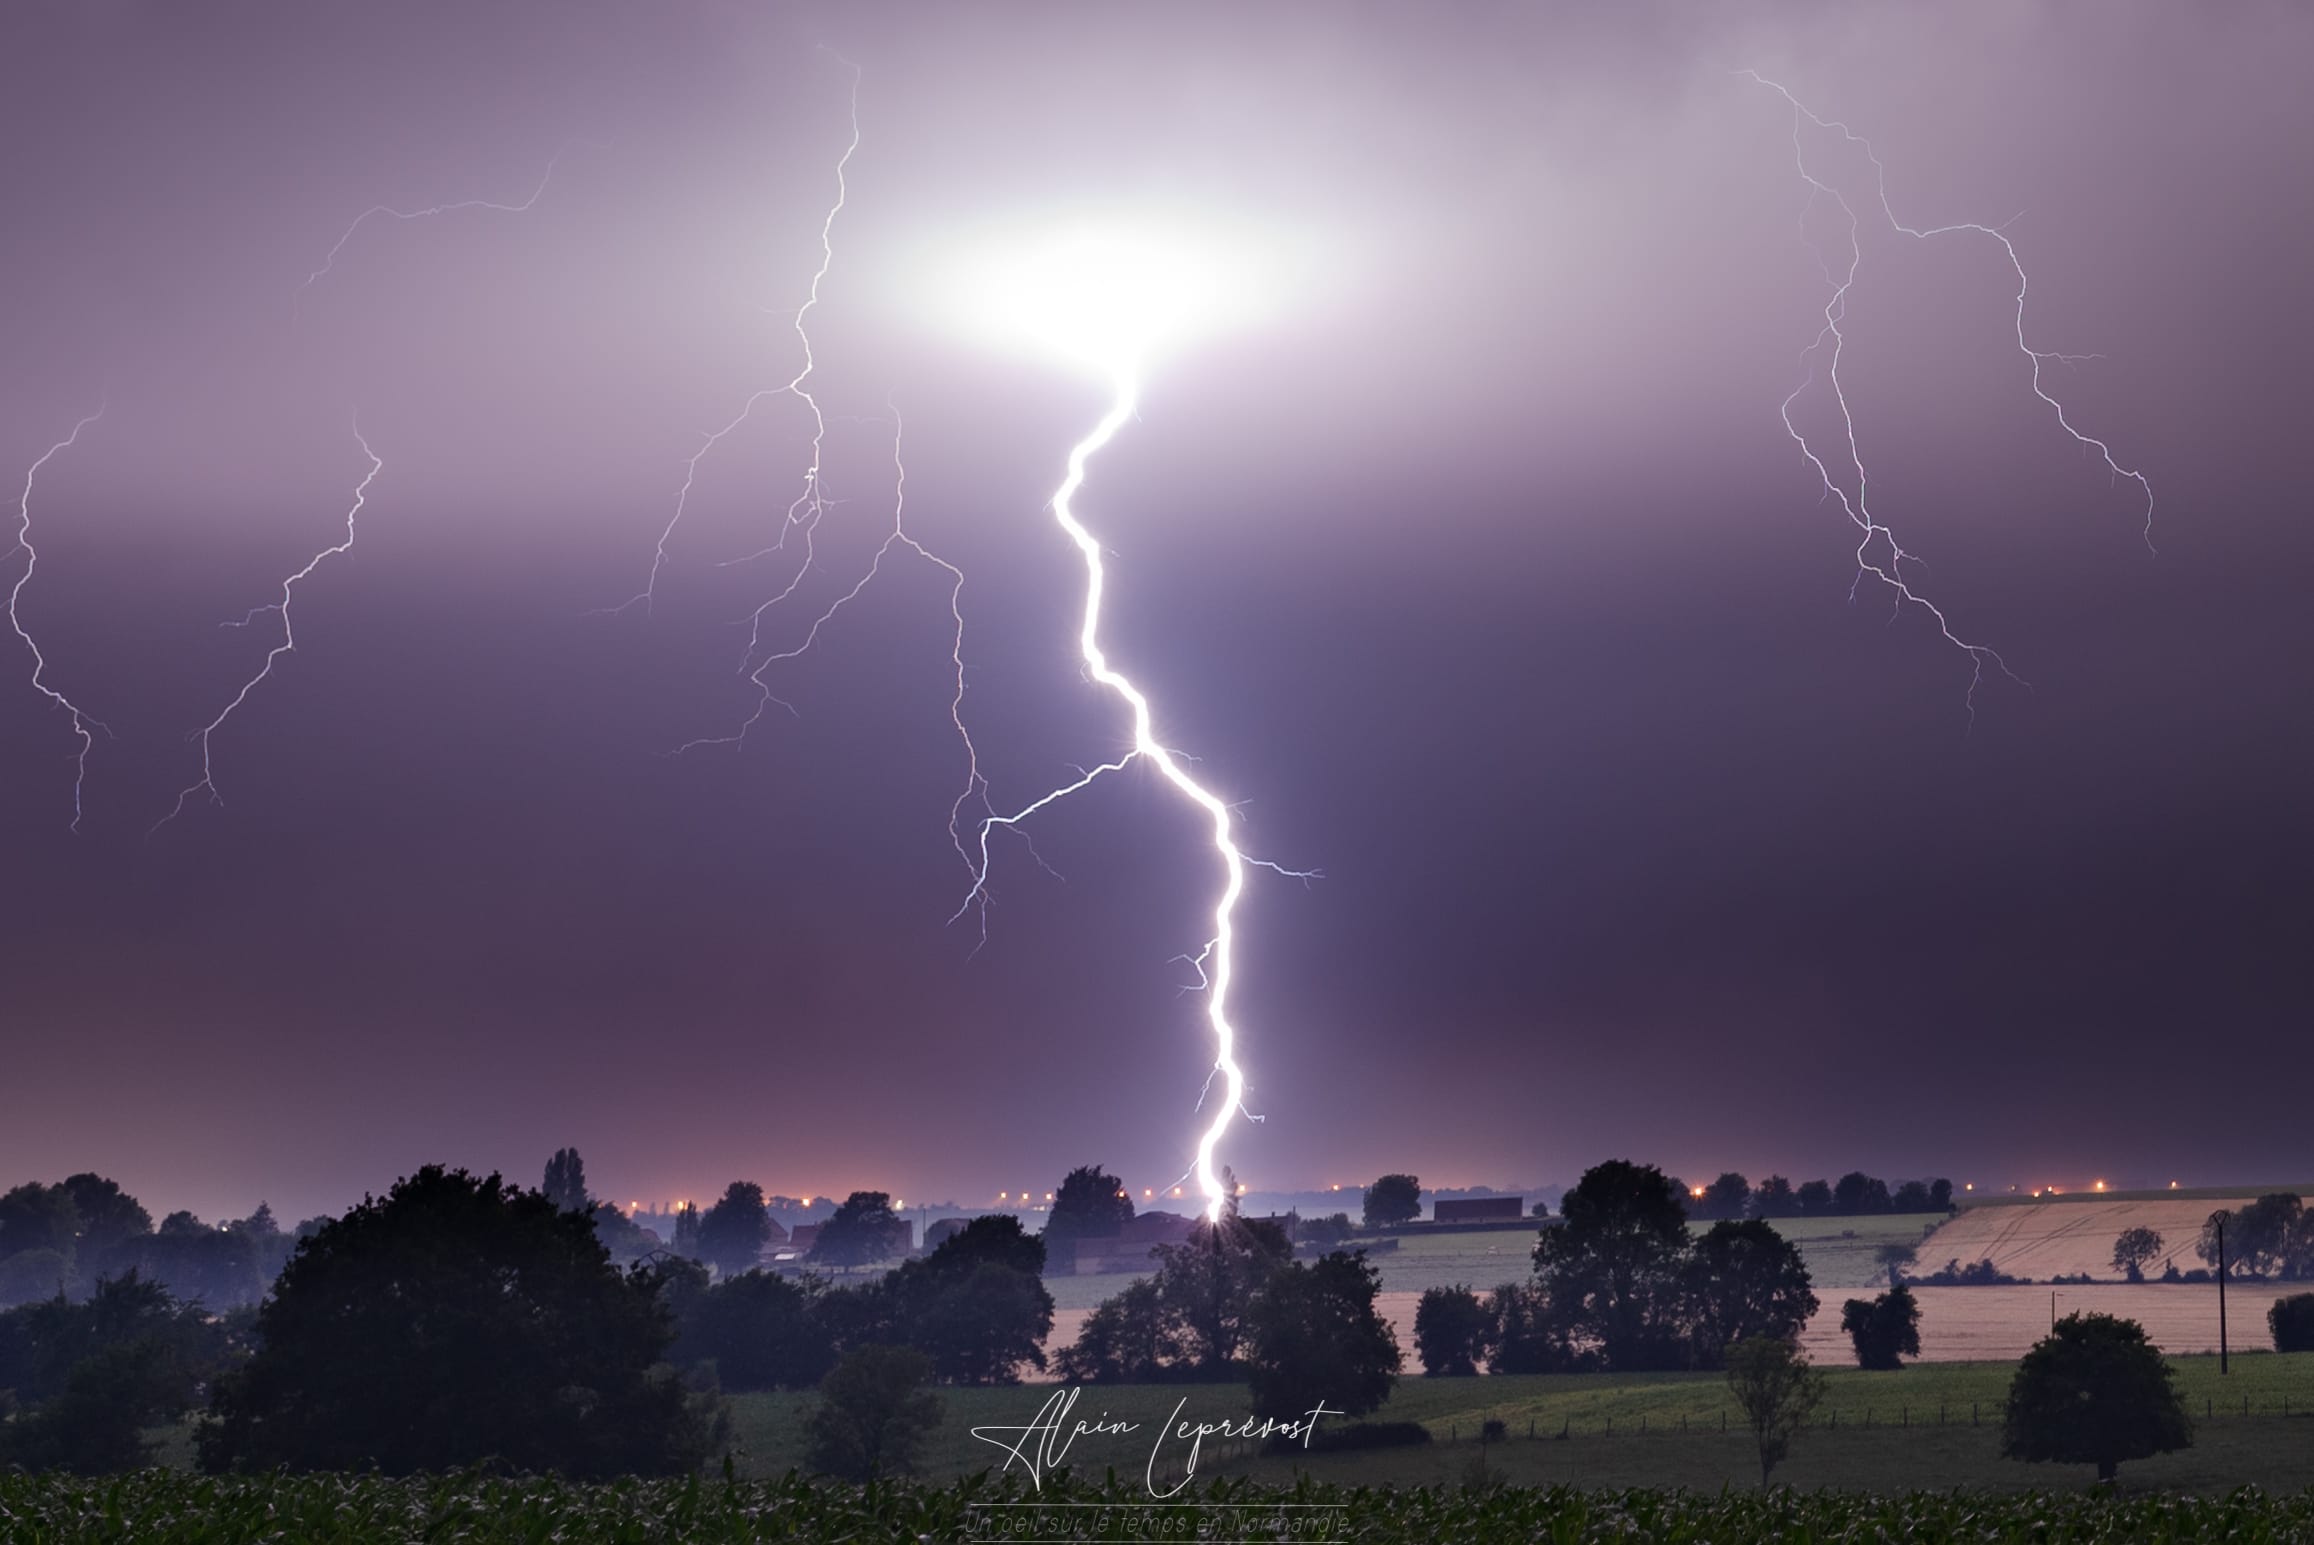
xmin=4 ymin=1471 xmax=2314 ymax=1543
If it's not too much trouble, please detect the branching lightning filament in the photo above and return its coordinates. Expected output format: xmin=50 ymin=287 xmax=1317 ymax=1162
xmin=7 ymin=403 xmax=109 ymax=830
xmin=156 ymin=422 xmax=381 ymax=830
xmin=952 ymin=371 xmax=1307 ymax=1223
xmin=1745 ymin=71 xmax=2154 ymax=722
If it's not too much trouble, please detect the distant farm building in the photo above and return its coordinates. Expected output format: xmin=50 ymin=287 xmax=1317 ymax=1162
xmin=1049 ymin=1211 xmax=1199 ymax=1275
xmin=1434 ymin=1197 xmax=1525 ymax=1223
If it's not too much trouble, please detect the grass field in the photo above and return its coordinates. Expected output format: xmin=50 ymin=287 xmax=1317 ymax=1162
xmin=721 ymin=1352 xmax=2314 ymax=1491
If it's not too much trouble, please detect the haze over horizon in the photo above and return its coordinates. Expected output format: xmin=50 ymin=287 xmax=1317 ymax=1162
xmin=5 ymin=3 xmax=2309 ymax=1227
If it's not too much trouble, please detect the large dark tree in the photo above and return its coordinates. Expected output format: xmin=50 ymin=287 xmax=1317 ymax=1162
xmin=1681 ymin=1220 xmax=1819 ymax=1368
xmin=1532 ymin=1160 xmax=1691 ymax=1370
xmin=1052 ymin=1279 xmax=1183 ymax=1384
xmin=2003 ymin=1313 xmax=2192 ymax=1482
xmin=1150 ymin=1216 xmax=1292 ymax=1377
xmin=198 ymin=1166 xmax=715 ymax=1477
xmin=885 ymin=1217 xmax=1053 ymax=1385
xmin=1242 ymin=1250 xmax=1400 ymax=1422
xmin=1795 ymin=1180 xmax=1834 ymax=1216
xmin=1361 ymin=1174 xmax=1422 ymax=1228
xmin=697 ymin=1182 xmax=773 ymax=1279
xmin=1041 ymin=1167 xmax=1134 ymax=1256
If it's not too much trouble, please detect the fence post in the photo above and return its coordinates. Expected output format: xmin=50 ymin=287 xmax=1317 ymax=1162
xmin=1529 ymin=1417 xmax=1535 ymax=1439
xmin=1902 ymin=1407 xmax=1908 ymax=1427
xmin=1971 ymin=1403 xmax=1978 ymax=1427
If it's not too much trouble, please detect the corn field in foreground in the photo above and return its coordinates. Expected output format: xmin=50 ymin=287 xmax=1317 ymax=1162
xmin=5 ymin=1472 xmax=2314 ymax=1543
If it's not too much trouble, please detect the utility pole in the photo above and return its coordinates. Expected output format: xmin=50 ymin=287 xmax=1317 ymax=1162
xmin=2218 ymin=1214 xmax=2230 ymax=1375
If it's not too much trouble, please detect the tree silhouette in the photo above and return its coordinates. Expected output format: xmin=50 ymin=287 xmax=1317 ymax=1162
xmin=1681 ymin=1220 xmax=1818 ymax=1369
xmin=2003 ymin=1313 xmax=2191 ymax=1482
xmin=1726 ymin=1336 xmax=1825 ymax=1485
xmin=811 ymin=1192 xmax=903 ymax=1272
xmin=805 ymin=1345 xmax=941 ymax=1480
xmin=1243 ymin=1250 xmax=1400 ymax=1422
xmin=1361 ymin=1174 xmax=1422 ymax=1228
xmin=543 ymin=1149 xmax=590 ymax=1214
xmin=198 ymin=1166 xmax=715 ymax=1477
xmin=697 ymin=1182 xmax=773 ymax=1279
xmin=1532 ymin=1160 xmax=1691 ymax=1370
xmin=1042 ymin=1166 xmax=1134 ymax=1257
xmin=1412 ymin=1284 xmax=1489 ymax=1376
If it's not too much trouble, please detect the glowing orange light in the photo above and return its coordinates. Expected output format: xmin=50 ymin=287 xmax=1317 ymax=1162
xmin=2093 ymin=1181 xmax=2106 ymax=1192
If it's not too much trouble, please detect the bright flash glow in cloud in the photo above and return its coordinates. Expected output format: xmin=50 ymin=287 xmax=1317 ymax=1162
xmin=942 ymin=218 xmax=1314 ymax=1222
xmin=930 ymin=212 xmax=1288 ymax=381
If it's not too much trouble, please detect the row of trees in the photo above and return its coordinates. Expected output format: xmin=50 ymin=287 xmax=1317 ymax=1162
xmin=656 ymin=1213 xmax=1054 ymax=1390
xmin=1052 ymin=1200 xmax=1402 ymax=1423
xmin=1689 ymin=1171 xmax=1954 ymax=1222
xmin=0 ymin=1177 xmax=318 ymax=1311
xmin=0 ymin=1153 xmax=1084 ymax=1475
xmin=2197 ymin=1194 xmax=2314 ymax=1280
xmin=1407 ymin=1161 xmax=1819 ymax=1376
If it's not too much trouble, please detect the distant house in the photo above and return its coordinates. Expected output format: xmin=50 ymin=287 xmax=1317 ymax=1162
xmin=1434 ymin=1197 xmax=1524 ymax=1223
xmin=789 ymin=1222 xmax=820 ymax=1252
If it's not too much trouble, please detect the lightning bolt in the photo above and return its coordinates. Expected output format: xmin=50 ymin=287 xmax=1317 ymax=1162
xmin=6 ymin=403 xmax=110 ymax=830
xmin=950 ymin=371 xmax=1311 ymax=1223
xmin=298 ymin=154 xmax=564 ymax=302
xmin=154 ymin=421 xmax=381 ymax=830
xmin=603 ymin=52 xmax=859 ymax=623
xmin=1744 ymin=71 xmax=2154 ymax=720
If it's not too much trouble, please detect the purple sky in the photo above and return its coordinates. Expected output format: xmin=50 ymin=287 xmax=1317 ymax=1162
xmin=3 ymin=3 xmax=2309 ymax=1223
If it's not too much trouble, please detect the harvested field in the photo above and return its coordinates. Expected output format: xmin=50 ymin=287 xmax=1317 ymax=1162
xmin=1917 ymin=1193 xmax=2293 ymax=1282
